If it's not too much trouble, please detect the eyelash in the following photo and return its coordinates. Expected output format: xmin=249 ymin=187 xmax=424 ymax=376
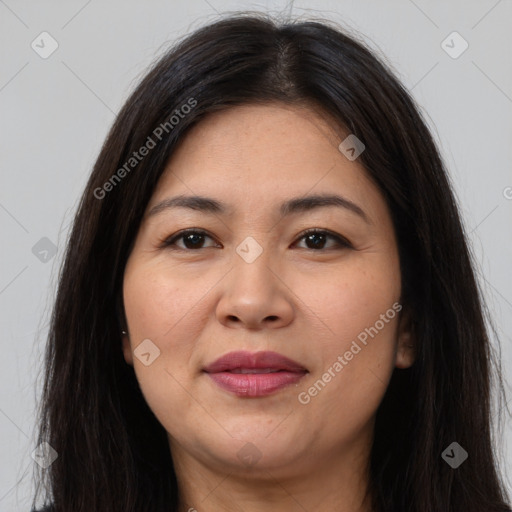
xmin=160 ymin=228 xmax=352 ymax=251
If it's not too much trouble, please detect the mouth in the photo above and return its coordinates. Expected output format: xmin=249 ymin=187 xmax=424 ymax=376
xmin=203 ymin=350 xmax=308 ymax=397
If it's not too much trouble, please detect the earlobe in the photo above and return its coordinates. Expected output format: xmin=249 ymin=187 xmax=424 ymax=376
xmin=395 ymin=307 xmax=415 ymax=369
xmin=122 ymin=331 xmax=134 ymax=366
xmin=395 ymin=332 xmax=415 ymax=368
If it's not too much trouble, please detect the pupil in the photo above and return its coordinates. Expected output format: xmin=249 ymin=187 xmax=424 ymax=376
xmin=307 ymin=233 xmax=325 ymax=249
xmin=185 ymin=233 xmax=203 ymax=248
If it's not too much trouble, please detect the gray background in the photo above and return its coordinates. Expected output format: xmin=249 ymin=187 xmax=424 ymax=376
xmin=1 ymin=0 xmax=511 ymax=510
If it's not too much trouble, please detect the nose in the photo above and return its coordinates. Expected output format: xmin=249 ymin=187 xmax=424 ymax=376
xmin=215 ymin=249 xmax=294 ymax=330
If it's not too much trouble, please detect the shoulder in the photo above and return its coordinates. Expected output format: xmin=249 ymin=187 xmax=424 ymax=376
xmin=31 ymin=506 xmax=54 ymax=512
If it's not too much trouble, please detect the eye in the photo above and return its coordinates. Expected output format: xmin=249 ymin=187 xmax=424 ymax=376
xmin=160 ymin=228 xmax=352 ymax=251
xmin=293 ymin=229 xmax=352 ymax=250
xmin=161 ymin=229 xmax=218 ymax=250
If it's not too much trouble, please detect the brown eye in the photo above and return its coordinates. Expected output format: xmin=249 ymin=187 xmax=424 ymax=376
xmin=162 ymin=229 xmax=218 ymax=250
xmin=294 ymin=229 xmax=352 ymax=250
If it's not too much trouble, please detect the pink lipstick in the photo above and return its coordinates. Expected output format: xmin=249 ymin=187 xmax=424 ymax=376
xmin=203 ymin=350 xmax=307 ymax=397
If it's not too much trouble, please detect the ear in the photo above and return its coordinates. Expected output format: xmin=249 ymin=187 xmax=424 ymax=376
xmin=117 ymin=294 xmax=133 ymax=366
xmin=122 ymin=330 xmax=134 ymax=366
xmin=395 ymin=306 xmax=415 ymax=369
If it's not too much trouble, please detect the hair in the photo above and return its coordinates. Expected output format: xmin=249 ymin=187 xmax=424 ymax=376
xmin=32 ymin=11 xmax=510 ymax=512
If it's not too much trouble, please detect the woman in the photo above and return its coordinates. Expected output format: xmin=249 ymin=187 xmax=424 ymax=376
xmin=31 ymin=12 xmax=511 ymax=512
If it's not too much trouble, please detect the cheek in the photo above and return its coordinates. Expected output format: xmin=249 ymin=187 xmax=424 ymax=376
xmin=122 ymin=263 xmax=190 ymax=372
xmin=297 ymin=253 xmax=400 ymax=343
xmin=294 ymin=258 xmax=400 ymax=420
xmin=122 ymin=265 xmax=206 ymax=437
xmin=123 ymin=262 xmax=205 ymax=345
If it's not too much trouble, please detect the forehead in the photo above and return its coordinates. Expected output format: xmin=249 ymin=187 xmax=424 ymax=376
xmin=146 ymin=103 xmax=384 ymax=223
xmin=168 ymin=103 xmax=347 ymax=173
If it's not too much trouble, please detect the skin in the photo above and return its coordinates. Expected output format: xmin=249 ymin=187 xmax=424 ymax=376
xmin=122 ymin=103 xmax=414 ymax=512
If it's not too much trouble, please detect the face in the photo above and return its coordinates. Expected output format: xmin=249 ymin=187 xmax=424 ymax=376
xmin=122 ymin=103 xmax=413 ymax=479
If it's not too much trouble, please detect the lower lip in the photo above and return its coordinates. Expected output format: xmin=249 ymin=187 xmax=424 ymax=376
xmin=205 ymin=371 xmax=306 ymax=397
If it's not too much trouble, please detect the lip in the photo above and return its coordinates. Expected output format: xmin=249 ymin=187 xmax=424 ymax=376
xmin=203 ymin=350 xmax=308 ymax=397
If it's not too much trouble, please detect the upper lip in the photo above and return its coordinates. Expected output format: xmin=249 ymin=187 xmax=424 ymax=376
xmin=203 ymin=350 xmax=307 ymax=373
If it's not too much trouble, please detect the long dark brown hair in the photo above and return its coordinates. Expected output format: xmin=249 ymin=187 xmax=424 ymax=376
xmin=32 ymin=12 xmax=510 ymax=512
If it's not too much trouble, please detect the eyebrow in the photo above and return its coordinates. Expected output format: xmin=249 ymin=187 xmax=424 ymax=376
xmin=146 ymin=193 xmax=371 ymax=224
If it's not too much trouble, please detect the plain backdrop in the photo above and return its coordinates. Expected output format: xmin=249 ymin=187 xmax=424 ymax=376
xmin=1 ymin=1 xmax=511 ymax=510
